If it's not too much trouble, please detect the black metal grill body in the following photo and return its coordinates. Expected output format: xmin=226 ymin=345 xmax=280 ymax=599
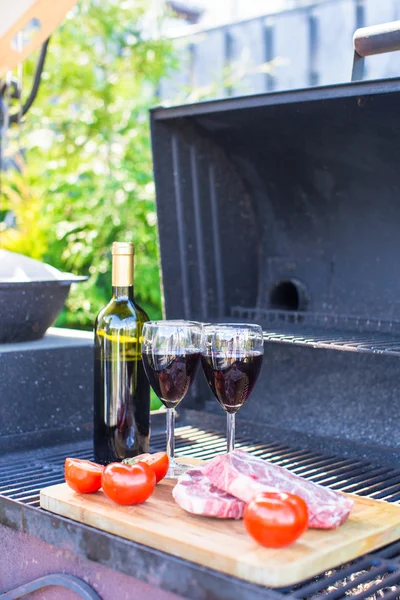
xmin=4 ymin=79 xmax=400 ymax=599
xmin=146 ymin=76 xmax=400 ymax=597
xmin=150 ymin=77 xmax=400 ymax=453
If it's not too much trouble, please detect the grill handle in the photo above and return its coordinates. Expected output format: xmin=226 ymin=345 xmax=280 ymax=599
xmin=352 ymin=20 xmax=400 ymax=81
xmin=351 ymin=21 xmax=400 ymax=81
xmin=354 ymin=20 xmax=400 ymax=57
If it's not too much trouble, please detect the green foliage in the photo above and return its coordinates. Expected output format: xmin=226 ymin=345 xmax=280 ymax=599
xmin=0 ymin=0 xmax=176 ymax=329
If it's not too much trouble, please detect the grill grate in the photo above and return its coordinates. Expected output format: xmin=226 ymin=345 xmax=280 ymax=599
xmin=231 ymin=307 xmax=400 ymax=356
xmin=1 ymin=426 xmax=400 ymax=598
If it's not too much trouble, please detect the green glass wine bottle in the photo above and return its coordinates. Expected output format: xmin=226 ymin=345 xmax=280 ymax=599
xmin=94 ymin=242 xmax=150 ymax=464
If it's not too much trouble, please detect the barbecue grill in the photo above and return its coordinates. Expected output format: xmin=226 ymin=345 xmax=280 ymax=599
xmin=2 ymin=20 xmax=400 ymax=600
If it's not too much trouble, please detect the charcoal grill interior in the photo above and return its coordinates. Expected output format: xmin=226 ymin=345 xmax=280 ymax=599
xmin=232 ymin=307 xmax=400 ymax=355
xmin=2 ymin=424 xmax=400 ymax=599
xmin=151 ymin=81 xmax=400 ymax=356
xmin=150 ymin=79 xmax=400 ymax=456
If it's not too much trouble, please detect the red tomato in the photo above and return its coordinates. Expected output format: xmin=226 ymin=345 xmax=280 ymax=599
xmin=64 ymin=458 xmax=104 ymax=494
xmin=244 ymin=492 xmax=308 ymax=548
xmin=102 ymin=462 xmax=156 ymax=505
xmin=127 ymin=452 xmax=169 ymax=483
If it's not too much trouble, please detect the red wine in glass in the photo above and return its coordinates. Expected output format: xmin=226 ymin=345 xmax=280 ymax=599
xmin=201 ymin=324 xmax=264 ymax=453
xmin=141 ymin=320 xmax=202 ymax=478
xmin=142 ymin=351 xmax=201 ymax=409
xmin=201 ymin=351 xmax=263 ymax=414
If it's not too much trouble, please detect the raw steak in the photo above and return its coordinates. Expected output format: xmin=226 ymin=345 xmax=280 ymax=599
xmin=172 ymin=468 xmax=245 ymax=519
xmin=203 ymin=450 xmax=353 ymax=529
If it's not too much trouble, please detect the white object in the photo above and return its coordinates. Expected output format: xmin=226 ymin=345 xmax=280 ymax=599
xmin=0 ymin=249 xmax=85 ymax=282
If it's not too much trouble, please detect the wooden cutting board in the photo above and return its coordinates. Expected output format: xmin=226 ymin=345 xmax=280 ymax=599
xmin=40 ymin=464 xmax=400 ymax=589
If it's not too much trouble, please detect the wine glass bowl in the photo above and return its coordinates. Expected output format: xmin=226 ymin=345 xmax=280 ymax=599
xmin=141 ymin=320 xmax=202 ymax=478
xmin=201 ymin=323 xmax=264 ymax=452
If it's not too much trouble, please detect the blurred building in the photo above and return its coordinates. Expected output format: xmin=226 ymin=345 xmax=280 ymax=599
xmin=165 ymin=0 xmax=327 ymax=29
xmin=159 ymin=0 xmax=400 ymax=102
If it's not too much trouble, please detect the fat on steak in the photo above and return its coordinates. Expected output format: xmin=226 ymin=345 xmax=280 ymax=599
xmin=172 ymin=468 xmax=245 ymax=519
xmin=203 ymin=450 xmax=353 ymax=529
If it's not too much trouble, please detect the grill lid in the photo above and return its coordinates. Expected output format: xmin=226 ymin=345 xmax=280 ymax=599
xmin=151 ymin=78 xmax=400 ymax=325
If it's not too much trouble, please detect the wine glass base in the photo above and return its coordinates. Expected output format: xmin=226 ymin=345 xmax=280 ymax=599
xmin=165 ymin=459 xmax=193 ymax=479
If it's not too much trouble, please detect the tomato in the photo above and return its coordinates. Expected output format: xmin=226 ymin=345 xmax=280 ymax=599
xmin=244 ymin=492 xmax=308 ymax=548
xmin=65 ymin=458 xmax=104 ymax=494
xmin=102 ymin=462 xmax=156 ymax=505
xmin=124 ymin=452 xmax=169 ymax=483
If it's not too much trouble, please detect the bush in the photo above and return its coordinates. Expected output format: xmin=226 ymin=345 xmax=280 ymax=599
xmin=0 ymin=0 xmax=176 ymax=329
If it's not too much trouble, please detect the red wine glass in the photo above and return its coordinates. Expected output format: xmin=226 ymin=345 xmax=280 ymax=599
xmin=142 ymin=320 xmax=202 ymax=478
xmin=201 ymin=323 xmax=264 ymax=453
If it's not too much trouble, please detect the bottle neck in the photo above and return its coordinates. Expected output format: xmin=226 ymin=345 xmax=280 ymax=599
xmin=112 ymin=285 xmax=134 ymax=301
xmin=112 ymin=253 xmax=134 ymax=300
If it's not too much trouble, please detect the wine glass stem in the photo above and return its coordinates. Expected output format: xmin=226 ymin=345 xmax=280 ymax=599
xmin=166 ymin=407 xmax=175 ymax=462
xmin=227 ymin=412 xmax=235 ymax=453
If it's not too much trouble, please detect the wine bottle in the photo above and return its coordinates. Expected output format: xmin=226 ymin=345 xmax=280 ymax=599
xmin=94 ymin=241 xmax=150 ymax=464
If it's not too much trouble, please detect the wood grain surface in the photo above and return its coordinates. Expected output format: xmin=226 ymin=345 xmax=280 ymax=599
xmin=40 ymin=469 xmax=400 ymax=588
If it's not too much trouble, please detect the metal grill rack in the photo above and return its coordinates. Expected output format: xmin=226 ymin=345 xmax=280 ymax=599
xmin=231 ymin=307 xmax=400 ymax=356
xmin=2 ymin=426 xmax=400 ymax=598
